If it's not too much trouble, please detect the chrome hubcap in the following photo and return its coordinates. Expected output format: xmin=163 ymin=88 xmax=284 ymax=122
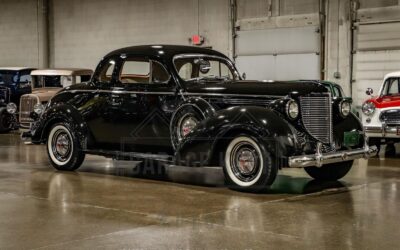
xmin=52 ymin=130 xmax=72 ymax=162
xmin=178 ymin=115 xmax=198 ymax=141
xmin=230 ymin=142 xmax=260 ymax=182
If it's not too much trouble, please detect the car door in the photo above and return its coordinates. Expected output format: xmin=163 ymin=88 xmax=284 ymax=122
xmin=112 ymin=56 xmax=178 ymax=154
xmin=84 ymin=57 xmax=119 ymax=148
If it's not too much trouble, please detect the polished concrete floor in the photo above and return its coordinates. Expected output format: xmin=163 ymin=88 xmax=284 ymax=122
xmin=0 ymin=132 xmax=400 ymax=249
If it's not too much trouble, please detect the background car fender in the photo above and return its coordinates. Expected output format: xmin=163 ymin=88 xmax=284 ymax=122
xmin=174 ymin=106 xmax=299 ymax=167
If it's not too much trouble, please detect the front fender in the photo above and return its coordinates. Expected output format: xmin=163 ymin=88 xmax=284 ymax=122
xmin=175 ymin=106 xmax=299 ymax=167
xmin=31 ymin=103 xmax=91 ymax=146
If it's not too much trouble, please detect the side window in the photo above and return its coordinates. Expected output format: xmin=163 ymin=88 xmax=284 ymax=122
xmin=99 ymin=60 xmax=116 ymax=83
xmin=151 ymin=61 xmax=170 ymax=84
xmin=120 ymin=58 xmax=150 ymax=84
xmin=19 ymin=74 xmax=32 ymax=89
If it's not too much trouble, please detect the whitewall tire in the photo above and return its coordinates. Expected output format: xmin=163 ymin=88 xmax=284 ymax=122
xmin=223 ymin=135 xmax=278 ymax=192
xmin=47 ymin=123 xmax=85 ymax=171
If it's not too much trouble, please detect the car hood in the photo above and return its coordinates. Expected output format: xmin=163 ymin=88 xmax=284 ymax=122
xmin=368 ymin=95 xmax=400 ymax=109
xmin=183 ymin=80 xmax=328 ymax=97
xmin=31 ymin=88 xmax=62 ymax=102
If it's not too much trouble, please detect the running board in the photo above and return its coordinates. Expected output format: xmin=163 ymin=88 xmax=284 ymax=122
xmin=83 ymin=150 xmax=174 ymax=163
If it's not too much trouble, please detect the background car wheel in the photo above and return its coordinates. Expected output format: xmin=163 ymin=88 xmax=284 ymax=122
xmin=304 ymin=161 xmax=353 ymax=181
xmin=223 ymin=135 xmax=278 ymax=192
xmin=0 ymin=108 xmax=12 ymax=133
xmin=47 ymin=123 xmax=85 ymax=171
xmin=170 ymin=106 xmax=204 ymax=149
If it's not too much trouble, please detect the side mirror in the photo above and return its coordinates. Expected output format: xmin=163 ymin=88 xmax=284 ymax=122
xmin=366 ymin=88 xmax=373 ymax=96
xmin=242 ymin=72 xmax=247 ymax=80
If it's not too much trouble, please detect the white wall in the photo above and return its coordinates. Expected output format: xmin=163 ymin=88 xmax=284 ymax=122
xmin=49 ymin=0 xmax=232 ymax=69
xmin=0 ymin=0 xmax=40 ymax=67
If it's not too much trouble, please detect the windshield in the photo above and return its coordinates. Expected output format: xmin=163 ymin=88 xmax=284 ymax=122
xmin=174 ymin=55 xmax=239 ymax=82
xmin=32 ymin=75 xmax=72 ymax=89
xmin=0 ymin=71 xmax=19 ymax=86
xmin=381 ymin=78 xmax=400 ymax=96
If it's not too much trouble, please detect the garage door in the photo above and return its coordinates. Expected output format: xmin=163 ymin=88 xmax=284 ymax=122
xmin=352 ymin=22 xmax=400 ymax=109
xmin=236 ymin=26 xmax=321 ymax=81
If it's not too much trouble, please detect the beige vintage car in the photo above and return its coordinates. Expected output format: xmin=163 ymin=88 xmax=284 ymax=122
xmin=19 ymin=68 xmax=93 ymax=128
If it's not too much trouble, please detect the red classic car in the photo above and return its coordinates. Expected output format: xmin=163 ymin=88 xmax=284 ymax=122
xmin=362 ymin=72 xmax=400 ymax=153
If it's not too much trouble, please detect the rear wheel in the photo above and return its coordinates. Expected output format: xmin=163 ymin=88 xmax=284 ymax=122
xmin=223 ymin=135 xmax=277 ymax=192
xmin=0 ymin=108 xmax=12 ymax=133
xmin=47 ymin=123 xmax=85 ymax=171
xmin=304 ymin=161 xmax=353 ymax=181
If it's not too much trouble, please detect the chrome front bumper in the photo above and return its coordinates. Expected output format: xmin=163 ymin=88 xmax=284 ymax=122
xmin=364 ymin=124 xmax=400 ymax=138
xmin=289 ymin=141 xmax=378 ymax=168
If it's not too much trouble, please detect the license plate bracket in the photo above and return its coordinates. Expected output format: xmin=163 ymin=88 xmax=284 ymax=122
xmin=344 ymin=131 xmax=360 ymax=148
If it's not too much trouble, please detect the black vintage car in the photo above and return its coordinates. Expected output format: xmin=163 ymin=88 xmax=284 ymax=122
xmin=23 ymin=45 xmax=377 ymax=191
xmin=0 ymin=67 xmax=35 ymax=133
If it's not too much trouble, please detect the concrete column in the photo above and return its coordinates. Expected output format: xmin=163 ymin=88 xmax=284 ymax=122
xmin=37 ymin=0 xmax=49 ymax=68
xmin=324 ymin=0 xmax=352 ymax=96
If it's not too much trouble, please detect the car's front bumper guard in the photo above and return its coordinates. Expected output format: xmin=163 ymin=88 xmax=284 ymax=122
xmin=289 ymin=140 xmax=378 ymax=168
xmin=364 ymin=122 xmax=399 ymax=137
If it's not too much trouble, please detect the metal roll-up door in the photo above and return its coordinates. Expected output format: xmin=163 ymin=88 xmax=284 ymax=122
xmin=235 ymin=25 xmax=321 ymax=81
xmin=352 ymin=22 xmax=400 ymax=109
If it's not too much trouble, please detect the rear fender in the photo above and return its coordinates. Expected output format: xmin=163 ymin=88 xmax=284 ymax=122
xmin=175 ymin=106 xmax=299 ymax=167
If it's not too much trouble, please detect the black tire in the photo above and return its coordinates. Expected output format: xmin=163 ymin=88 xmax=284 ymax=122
xmin=223 ymin=135 xmax=278 ymax=192
xmin=46 ymin=123 xmax=85 ymax=171
xmin=369 ymin=138 xmax=381 ymax=155
xmin=0 ymin=108 xmax=12 ymax=133
xmin=170 ymin=106 xmax=204 ymax=149
xmin=385 ymin=143 xmax=396 ymax=157
xmin=304 ymin=161 xmax=353 ymax=181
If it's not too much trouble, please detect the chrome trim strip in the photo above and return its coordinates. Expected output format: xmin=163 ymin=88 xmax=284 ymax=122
xmin=182 ymin=92 xmax=285 ymax=98
xmin=66 ymin=90 xmax=176 ymax=95
xmin=65 ymin=89 xmax=285 ymax=99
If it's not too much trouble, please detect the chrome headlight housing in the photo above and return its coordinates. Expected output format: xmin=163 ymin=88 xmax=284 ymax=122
xmin=362 ymin=102 xmax=376 ymax=116
xmin=286 ymin=99 xmax=299 ymax=120
xmin=6 ymin=103 xmax=17 ymax=114
xmin=340 ymin=100 xmax=351 ymax=118
xmin=33 ymin=103 xmax=45 ymax=115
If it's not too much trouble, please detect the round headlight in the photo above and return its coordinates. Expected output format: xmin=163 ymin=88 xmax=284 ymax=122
xmin=362 ymin=102 xmax=376 ymax=116
xmin=286 ymin=99 xmax=299 ymax=120
xmin=6 ymin=103 xmax=17 ymax=114
xmin=340 ymin=101 xmax=351 ymax=118
xmin=33 ymin=103 xmax=45 ymax=115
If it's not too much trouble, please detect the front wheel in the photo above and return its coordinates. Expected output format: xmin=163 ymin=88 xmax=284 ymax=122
xmin=304 ymin=161 xmax=353 ymax=181
xmin=0 ymin=108 xmax=12 ymax=133
xmin=223 ymin=135 xmax=278 ymax=192
xmin=47 ymin=123 xmax=85 ymax=171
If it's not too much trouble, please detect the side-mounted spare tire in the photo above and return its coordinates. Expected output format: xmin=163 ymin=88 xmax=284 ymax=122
xmin=170 ymin=105 xmax=205 ymax=149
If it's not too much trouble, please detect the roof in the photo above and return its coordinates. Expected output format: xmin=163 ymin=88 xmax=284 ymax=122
xmin=0 ymin=67 xmax=35 ymax=71
xmin=31 ymin=68 xmax=93 ymax=76
xmin=105 ymin=45 xmax=228 ymax=60
xmin=384 ymin=71 xmax=400 ymax=80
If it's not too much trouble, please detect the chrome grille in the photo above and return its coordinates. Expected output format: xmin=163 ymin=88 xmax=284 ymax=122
xmin=380 ymin=109 xmax=400 ymax=125
xmin=0 ymin=87 xmax=10 ymax=103
xmin=19 ymin=95 xmax=39 ymax=128
xmin=300 ymin=95 xmax=333 ymax=145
